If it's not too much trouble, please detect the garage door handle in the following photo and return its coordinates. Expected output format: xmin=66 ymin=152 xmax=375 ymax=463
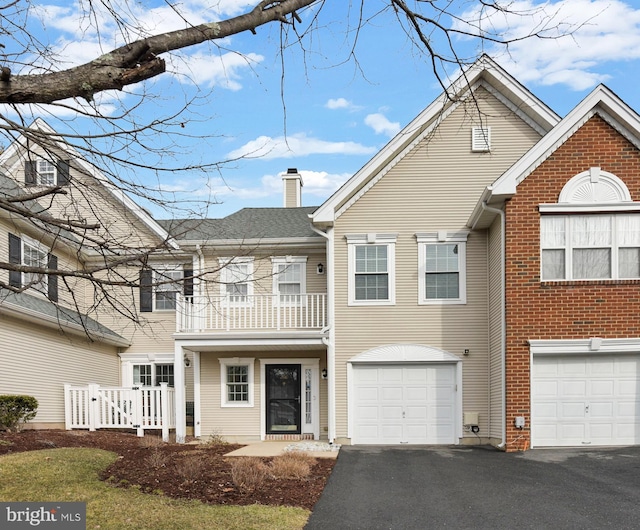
xmin=402 ymin=411 xmax=405 ymax=418
xmin=585 ymin=405 xmax=589 ymax=413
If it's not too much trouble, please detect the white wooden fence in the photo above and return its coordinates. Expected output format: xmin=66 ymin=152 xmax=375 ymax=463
xmin=64 ymin=383 xmax=176 ymax=442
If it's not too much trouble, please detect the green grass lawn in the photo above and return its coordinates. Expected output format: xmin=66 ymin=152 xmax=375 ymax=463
xmin=0 ymin=448 xmax=309 ymax=529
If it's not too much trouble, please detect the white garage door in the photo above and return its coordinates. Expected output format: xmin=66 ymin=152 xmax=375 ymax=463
xmin=352 ymin=364 xmax=457 ymax=445
xmin=532 ymin=355 xmax=640 ymax=447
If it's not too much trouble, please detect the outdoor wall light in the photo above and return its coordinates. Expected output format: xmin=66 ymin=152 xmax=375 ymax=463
xmin=184 ymin=354 xmax=191 ymax=368
xmin=317 ymin=263 xmax=325 ymax=275
xmin=321 ymin=368 xmax=328 ymax=379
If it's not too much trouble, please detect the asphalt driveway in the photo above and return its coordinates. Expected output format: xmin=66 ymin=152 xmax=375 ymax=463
xmin=306 ymin=445 xmax=640 ymax=529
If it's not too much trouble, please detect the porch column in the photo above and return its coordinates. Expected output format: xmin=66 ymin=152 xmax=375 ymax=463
xmin=174 ymin=342 xmax=187 ymax=443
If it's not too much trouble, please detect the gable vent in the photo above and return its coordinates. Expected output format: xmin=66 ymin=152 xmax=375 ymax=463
xmin=471 ymin=126 xmax=491 ymax=152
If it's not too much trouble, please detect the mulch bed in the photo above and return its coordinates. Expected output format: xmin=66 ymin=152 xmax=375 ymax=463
xmin=0 ymin=429 xmax=335 ymax=510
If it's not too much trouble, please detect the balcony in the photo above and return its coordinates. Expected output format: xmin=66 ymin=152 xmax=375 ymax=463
xmin=176 ymin=293 xmax=327 ymax=333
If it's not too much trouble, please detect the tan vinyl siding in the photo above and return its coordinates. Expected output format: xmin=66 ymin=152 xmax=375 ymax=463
xmin=8 ymin=145 xmax=163 ymax=249
xmin=199 ymin=351 xmax=328 ymax=442
xmin=0 ymin=314 xmax=119 ymax=425
xmin=487 ymin=216 xmax=504 ymax=440
xmin=331 ymin=87 xmax=542 ymax=441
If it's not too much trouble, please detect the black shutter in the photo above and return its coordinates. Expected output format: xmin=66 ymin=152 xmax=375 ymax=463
xmin=8 ymin=233 xmax=21 ymax=288
xmin=56 ymin=160 xmax=70 ymax=186
xmin=47 ymin=254 xmax=58 ymax=302
xmin=140 ymin=268 xmax=153 ymax=312
xmin=24 ymin=161 xmax=37 ymax=187
xmin=183 ymin=268 xmax=193 ymax=298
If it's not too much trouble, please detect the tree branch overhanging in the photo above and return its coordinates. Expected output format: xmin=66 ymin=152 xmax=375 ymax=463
xmin=0 ymin=0 xmax=318 ymax=104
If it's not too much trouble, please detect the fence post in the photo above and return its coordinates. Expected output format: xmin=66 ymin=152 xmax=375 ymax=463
xmin=64 ymin=384 xmax=72 ymax=430
xmin=134 ymin=387 xmax=144 ymax=437
xmin=160 ymin=382 xmax=170 ymax=442
xmin=88 ymin=383 xmax=99 ymax=431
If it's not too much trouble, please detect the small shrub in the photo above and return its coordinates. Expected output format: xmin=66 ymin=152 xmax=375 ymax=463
xmin=203 ymin=429 xmax=227 ymax=446
xmin=176 ymin=455 xmax=204 ymax=483
xmin=139 ymin=435 xmax=163 ymax=449
xmin=231 ymin=457 xmax=268 ymax=492
xmin=145 ymin=449 xmax=165 ymax=469
xmin=270 ymin=452 xmax=313 ymax=479
xmin=0 ymin=395 xmax=38 ymax=432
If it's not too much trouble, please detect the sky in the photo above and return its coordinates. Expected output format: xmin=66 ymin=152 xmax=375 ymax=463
xmin=6 ymin=0 xmax=640 ymax=219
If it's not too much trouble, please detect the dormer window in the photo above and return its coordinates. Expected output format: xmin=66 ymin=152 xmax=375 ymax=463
xmin=25 ymin=159 xmax=70 ymax=187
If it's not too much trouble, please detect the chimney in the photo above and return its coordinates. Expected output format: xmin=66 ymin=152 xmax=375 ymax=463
xmin=282 ymin=168 xmax=303 ymax=208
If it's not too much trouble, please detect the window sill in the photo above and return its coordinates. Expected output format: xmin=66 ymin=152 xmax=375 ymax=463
xmin=541 ymin=279 xmax=640 ymax=287
xmin=221 ymin=402 xmax=254 ymax=408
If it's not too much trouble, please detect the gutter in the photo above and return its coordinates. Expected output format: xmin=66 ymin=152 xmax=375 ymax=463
xmin=479 ymin=201 xmax=507 ymax=450
xmin=309 ymin=222 xmax=336 ymax=443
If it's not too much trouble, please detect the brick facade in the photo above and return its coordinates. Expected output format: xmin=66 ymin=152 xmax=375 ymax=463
xmin=503 ymin=115 xmax=640 ymax=451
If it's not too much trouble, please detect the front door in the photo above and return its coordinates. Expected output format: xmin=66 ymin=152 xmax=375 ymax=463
xmin=266 ymin=364 xmax=301 ymax=434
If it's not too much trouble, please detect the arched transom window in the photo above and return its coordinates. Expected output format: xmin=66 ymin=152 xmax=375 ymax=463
xmin=539 ymin=168 xmax=640 ymax=281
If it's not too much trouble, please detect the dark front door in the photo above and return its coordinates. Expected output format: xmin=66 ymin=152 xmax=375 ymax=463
xmin=266 ymin=364 xmax=301 ymax=434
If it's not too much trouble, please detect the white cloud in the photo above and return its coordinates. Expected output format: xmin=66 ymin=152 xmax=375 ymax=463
xmin=454 ymin=0 xmax=640 ymax=90
xmin=227 ymin=133 xmax=376 ymax=160
xmin=168 ymin=50 xmax=264 ymax=90
xmin=326 ymin=98 xmax=352 ymax=110
xmin=364 ymin=113 xmax=401 ymax=137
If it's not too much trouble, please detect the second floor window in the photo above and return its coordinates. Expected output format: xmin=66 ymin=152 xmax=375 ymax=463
xmin=541 ymin=214 xmax=640 ymax=281
xmin=347 ymin=234 xmax=397 ymax=305
xmin=273 ymin=257 xmax=307 ymax=304
xmin=22 ymin=238 xmax=48 ymax=293
xmin=417 ymin=232 xmax=468 ymax=304
xmin=220 ymin=258 xmax=253 ymax=304
xmin=154 ymin=269 xmax=183 ymax=310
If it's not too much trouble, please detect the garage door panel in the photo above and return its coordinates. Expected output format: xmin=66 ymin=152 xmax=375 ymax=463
xmin=355 ymin=405 xmax=379 ymax=420
xmin=355 ymin=386 xmax=379 ymax=401
xmin=560 ymin=402 xmax=587 ymax=420
xmin=533 ymin=355 xmax=640 ymax=447
xmin=381 ymin=387 xmax=403 ymax=401
xmin=535 ymin=380 xmax=559 ymax=398
xmin=562 ymin=380 xmax=587 ymax=396
xmin=352 ymin=364 xmax=457 ymax=445
xmin=590 ymin=380 xmax=615 ymax=397
xmin=405 ymin=386 xmax=428 ymax=401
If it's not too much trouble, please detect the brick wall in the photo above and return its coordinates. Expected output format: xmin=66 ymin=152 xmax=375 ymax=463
xmin=503 ymin=115 xmax=640 ymax=451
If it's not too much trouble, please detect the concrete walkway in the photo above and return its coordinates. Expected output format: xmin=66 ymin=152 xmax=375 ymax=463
xmin=225 ymin=441 xmax=340 ymax=459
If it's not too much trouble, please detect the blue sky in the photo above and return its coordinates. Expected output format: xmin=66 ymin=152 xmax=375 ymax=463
xmin=8 ymin=0 xmax=640 ymax=219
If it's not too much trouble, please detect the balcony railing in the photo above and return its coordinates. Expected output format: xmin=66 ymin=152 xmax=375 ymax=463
xmin=176 ymin=294 xmax=327 ymax=332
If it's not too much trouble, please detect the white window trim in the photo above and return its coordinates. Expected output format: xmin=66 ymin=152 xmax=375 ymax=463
xmin=120 ymin=353 xmax=175 ymax=387
xmin=21 ymin=234 xmax=49 ymax=294
xmin=471 ymin=126 xmax=491 ymax=152
xmin=346 ymin=233 xmax=397 ymax=306
xmin=219 ymin=257 xmax=254 ymax=306
xmin=540 ymin=214 xmax=640 ymax=281
xmin=36 ymin=159 xmax=57 ymax=185
xmin=272 ymin=256 xmax=307 ymax=306
xmin=219 ymin=357 xmax=255 ymax=408
xmin=153 ymin=265 xmax=184 ymax=312
xmin=416 ymin=231 xmax=468 ymax=305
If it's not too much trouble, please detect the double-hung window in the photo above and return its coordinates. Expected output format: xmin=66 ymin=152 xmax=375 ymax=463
xmin=154 ymin=268 xmax=183 ymax=310
xmin=417 ymin=232 xmax=468 ymax=304
xmin=273 ymin=256 xmax=307 ymax=305
xmin=24 ymin=158 xmax=70 ymax=186
xmin=220 ymin=258 xmax=254 ymax=304
xmin=541 ymin=214 xmax=640 ymax=280
xmin=133 ymin=363 xmax=174 ymax=387
xmin=347 ymin=234 xmax=396 ymax=305
xmin=219 ymin=358 xmax=254 ymax=407
xmin=22 ymin=237 xmax=49 ymax=293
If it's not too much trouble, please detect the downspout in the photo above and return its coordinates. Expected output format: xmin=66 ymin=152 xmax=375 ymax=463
xmin=480 ymin=201 xmax=507 ymax=449
xmin=310 ymin=223 xmax=336 ymax=443
xmin=193 ymin=245 xmax=204 ymax=438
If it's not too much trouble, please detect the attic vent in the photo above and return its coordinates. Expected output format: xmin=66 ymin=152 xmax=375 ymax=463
xmin=471 ymin=127 xmax=491 ymax=152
